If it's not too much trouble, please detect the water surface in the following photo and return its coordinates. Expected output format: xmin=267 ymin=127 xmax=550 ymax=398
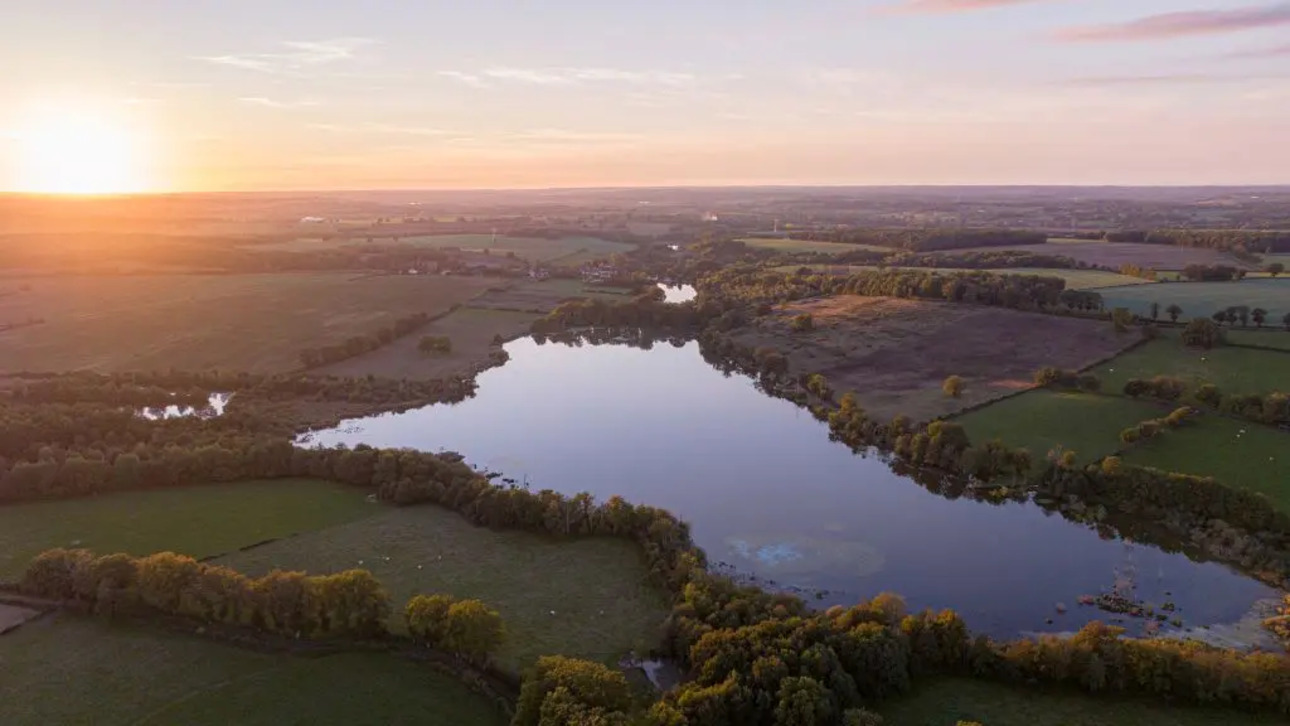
xmin=304 ymin=338 xmax=1277 ymax=639
xmin=657 ymin=284 xmax=697 ymax=303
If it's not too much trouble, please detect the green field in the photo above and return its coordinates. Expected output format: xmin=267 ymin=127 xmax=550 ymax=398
xmin=879 ymin=678 xmax=1283 ymax=726
xmin=0 ymin=618 xmax=505 ymax=726
xmin=739 ymin=237 xmax=891 ymax=255
xmin=772 ymin=264 xmax=1150 ymax=290
xmin=1123 ymin=415 xmax=1290 ymax=513
xmin=956 ymin=390 xmax=1161 ymax=464
xmin=216 ymin=505 xmax=669 ymax=672
xmin=1227 ymin=329 xmax=1290 ymax=350
xmin=1095 ymin=278 xmax=1290 ymax=319
xmin=1093 ymin=337 xmax=1290 ymax=396
xmin=0 ymin=479 xmax=376 ymax=580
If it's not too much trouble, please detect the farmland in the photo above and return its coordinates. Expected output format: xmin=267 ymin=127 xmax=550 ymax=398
xmin=774 ymin=264 xmax=1152 ymax=290
xmin=0 ymin=479 xmax=376 ymax=580
xmin=1228 ymin=329 xmax=1290 ymax=350
xmin=0 ymin=618 xmax=505 ymax=726
xmin=738 ymin=237 xmax=891 ymax=255
xmin=879 ymin=678 xmax=1282 ymax=726
xmin=216 ymin=504 xmax=670 ymax=672
xmin=0 ymin=273 xmax=493 ymax=373
xmin=732 ymin=295 xmax=1139 ymax=421
xmin=1093 ymin=336 xmax=1290 ymax=396
xmin=956 ymin=390 xmax=1161 ymax=464
xmin=252 ymin=234 xmax=633 ymax=263
xmin=1123 ymin=416 xmax=1290 ymax=514
xmin=1095 ymin=278 xmax=1290 ymax=320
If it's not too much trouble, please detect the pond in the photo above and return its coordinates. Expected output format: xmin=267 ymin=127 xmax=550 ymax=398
xmin=302 ymin=337 xmax=1279 ymax=642
xmin=656 ymin=284 xmax=696 ymax=303
xmin=139 ymin=393 xmax=231 ymax=421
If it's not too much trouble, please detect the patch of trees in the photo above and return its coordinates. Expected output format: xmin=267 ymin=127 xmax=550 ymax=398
xmin=1140 ymin=229 xmax=1290 ymax=254
xmin=1119 ymin=407 xmax=1195 ymax=446
xmin=1182 ymin=317 xmax=1224 ymax=348
xmin=299 ymin=312 xmax=432 ymax=369
xmin=3 ymin=377 xmax=210 ymax=409
xmin=793 ymin=228 xmax=1046 ymax=252
xmin=942 ymin=375 xmax=964 ymax=398
xmin=531 ymin=294 xmax=706 ymax=333
xmin=1193 ymin=385 xmax=1290 ymax=428
xmin=513 ymin=656 xmax=635 ymax=726
xmin=404 ymin=594 xmax=505 ymax=664
xmin=1182 ymin=264 xmax=1243 ymax=282
xmin=1267 ymin=596 xmax=1290 ymax=650
xmin=1268 ymin=262 xmax=1285 ymax=278
xmin=1118 ymin=263 xmax=1157 ymax=281
xmin=1123 ymin=376 xmax=1186 ymax=402
xmin=23 ymin=549 xmax=391 ymax=638
xmin=1034 ymin=367 xmax=1101 ymax=392
xmin=1058 ymin=290 xmax=1104 ymax=312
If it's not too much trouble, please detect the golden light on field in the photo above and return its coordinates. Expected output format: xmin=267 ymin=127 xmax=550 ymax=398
xmin=13 ymin=102 xmax=150 ymax=194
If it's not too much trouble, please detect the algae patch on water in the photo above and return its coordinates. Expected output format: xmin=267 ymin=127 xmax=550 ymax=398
xmin=726 ymin=535 xmax=886 ymax=578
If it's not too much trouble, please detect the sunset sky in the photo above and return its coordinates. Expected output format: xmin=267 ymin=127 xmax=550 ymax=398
xmin=2 ymin=0 xmax=1288 ymax=191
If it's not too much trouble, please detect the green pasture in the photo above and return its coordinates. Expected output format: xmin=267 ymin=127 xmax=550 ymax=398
xmin=955 ymin=390 xmax=1161 ymax=464
xmin=1092 ymin=337 xmax=1290 ymax=396
xmin=1096 ymin=278 xmax=1290 ymax=319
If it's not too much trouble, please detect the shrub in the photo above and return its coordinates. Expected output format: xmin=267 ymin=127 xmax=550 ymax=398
xmin=943 ymin=375 xmax=965 ymax=399
xmin=405 ymin=594 xmax=456 ymax=646
xmin=1181 ymin=317 xmax=1223 ymax=349
xmin=790 ymin=313 xmax=814 ymax=332
xmin=443 ymin=599 xmax=505 ymax=662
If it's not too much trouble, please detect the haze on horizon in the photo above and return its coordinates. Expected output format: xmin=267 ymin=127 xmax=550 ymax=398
xmin=2 ymin=0 xmax=1288 ymax=193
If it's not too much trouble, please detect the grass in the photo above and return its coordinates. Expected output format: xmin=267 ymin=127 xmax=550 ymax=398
xmin=955 ymin=390 xmax=1162 ymax=464
xmin=879 ymin=678 xmax=1283 ymax=726
xmin=738 ymin=237 xmax=891 ymax=255
xmin=1095 ymin=278 xmax=1290 ymax=320
xmin=1123 ymin=415 xmax=1290 ymax=513
xmin=1092 ymin=337 xmax=1290 ymax=396
xmin=0 ymin=479 xmax=377 ymax=580
xmin=0 ymin=272 xmax=495 ymax=373
xmin=397 ymin=234 xmax=633 ymax=262
xmin=773 ymin=264 xmax=1152 ymax=290
xmin=216 ymin=505 xmax=670 ymax=673
xmin=1227 ymin=328 xmax=1290 ymax=351
xmin=0 ymin=617 xmax=505 ymax=726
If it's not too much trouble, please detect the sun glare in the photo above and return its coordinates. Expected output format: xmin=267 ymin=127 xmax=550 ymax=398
xmin=14 ymin=103 xmax=148 ymax=194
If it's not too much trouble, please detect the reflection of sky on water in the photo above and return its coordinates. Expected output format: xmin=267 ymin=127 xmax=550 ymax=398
xmin=139 ymin=393 xmax=231 ymax=420
xmin=303 ymin=338 xmax=1279 ymax=640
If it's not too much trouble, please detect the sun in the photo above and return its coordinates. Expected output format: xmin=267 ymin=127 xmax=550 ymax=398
xmin=13 ymin=103 xmax=149 ymax=194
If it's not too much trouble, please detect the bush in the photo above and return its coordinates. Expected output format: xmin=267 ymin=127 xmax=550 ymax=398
xmin=1181 ymin=317 xmax=1224 ymax=349
xmin=514 ymin=656 xmax=633 ymax=726
xmin=790 ymin=313 xmax=814 ymax=332
xmin=943 ymin=375 xmax=965 ymax=399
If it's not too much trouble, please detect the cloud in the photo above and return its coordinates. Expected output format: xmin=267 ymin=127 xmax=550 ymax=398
xmin=1060 ymin=73 xmax=1290 ymax=86
xmin=884 ymin=0 xmax=1042 ymax=13
xmin=238 ymin=97 xmax=320 ymax=109
xmin=199 ymin=37 xmax=376 ymax=74
xmin=440 ymin=67 xmax=696 ymax=87
xmin=1053 ymin=3 xmax=1290 ymax=42
xmin=1224 ymin=43 xmax=1290 ymax=59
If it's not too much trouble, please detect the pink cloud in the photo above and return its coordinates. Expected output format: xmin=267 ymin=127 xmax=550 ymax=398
xmin=1055 ymin=2 xmax=1290 ymax=42
xmin=887 ymin=0 xmax=1039 ymax=12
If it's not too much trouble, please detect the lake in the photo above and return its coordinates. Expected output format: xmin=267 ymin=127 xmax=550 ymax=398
xmin=657 ymin=283 xmax=697 ymax=303
xmin=302 ymin=337 xmax=1279 ymax=641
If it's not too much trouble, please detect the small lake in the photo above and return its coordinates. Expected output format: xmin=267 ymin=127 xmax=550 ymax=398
xmin=302 ymin=338 xmax=1279 ymax=641
xmin=657 ymin=284 xmax=696 ymax=303
xmin=140 ymin=393 xmax=231 ymax=420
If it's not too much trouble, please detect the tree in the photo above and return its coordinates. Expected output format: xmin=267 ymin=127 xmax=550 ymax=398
xmin=443 ymin=599 xmax=505 ymax=662
xmin=1182 ymin=317 xmax=1223 ymax=349
xmin=1284 ymin=311 xmax=1290 ymax=331
xmin=1111 ymin=307 xmax=1134 ymax=333
xmin=1253 ymin=308 xmax=1268 ymax=328
xmin=1166 ymin=304 xmax=1183 ymax=323
xmin=1149 ymin=302 xmax=1159 ymax=321
xmin=1212 ymin=310 xmax=1227 ymax=326
xmin=1230 ymin=305 xmax=1251 ymax=327
xmin=515 ymin=656 xmax=633 ymax=726
xmin=1267 ymin=262 xmax=1284 ymax=278
xmin=942 ymin=375 xmax=964 ymax=399
xmin=405 ymin=594 xmax=455 ymax=646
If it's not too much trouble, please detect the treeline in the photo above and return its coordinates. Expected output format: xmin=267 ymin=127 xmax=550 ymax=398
xmin=698 ymin=267 xmax=1068 ymax=314
xmin=1034 ymin=367 xmax=1101 ymax=392
xmin=3 ymin=377 xmax=211 ymax=409
xmin=531 ymin=294 xmax=709 ymax=333
xmin=1137 ymin=229 xmax=1290 ymax=254
xmin=790 ymin=228 xmax=1047 ymax=252
xmin=1125 ymin=377 xmax=1290 ymax=429
xmin=1182 ymin=264 xmax=1244 ymax=282
xmin=1118 ymin=407 xmax=1195 ymax=446
xmin=299 ymin=312 xmax=432 ymax=369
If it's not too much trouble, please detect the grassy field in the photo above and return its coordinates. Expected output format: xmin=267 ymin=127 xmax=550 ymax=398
xmin=1095 ymin=278 xmax=1290 ymax=320
xmin=1092 ymin=337 xmax=1290 ymax=396
xmin=249 ymin=234 xmax=632 ymax=263
xmin=773 ymin=264 xmax=1152 ymax=290
xmin=879 ymin=678 xmax=1283 ymax=726
xmin=1228 ymin=328 xmax=1290 ymax=350
xmin=1124 ymin=415 xmax=1290 ymax=513
xmin=0 ymin=479 xmax=376 ymax=580
xmin=0 ymin=618 xmax=505 ymax=726
xmin=956 ymin=390 xmax=1162 ymax=463
xmin=217 ymin=505 xmax=669 ymax=672
xmin=0 ymin=272 xmax=495 ymax=373
xmin=948 ymin=241 xmax=1247 ymax=271
xmin=738 ymin=238 xmax=891 ymax=255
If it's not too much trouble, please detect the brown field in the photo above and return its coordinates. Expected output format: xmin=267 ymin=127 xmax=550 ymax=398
xmin=949 ymin=241 xmax=1250 ymax=271
xmin=734 ymin=296 xmax=1138 ymax=422
xmin=319 ymin=307 xmax=539 ymax=379
xmin=0 ymin=273 xmax=495 ymax=373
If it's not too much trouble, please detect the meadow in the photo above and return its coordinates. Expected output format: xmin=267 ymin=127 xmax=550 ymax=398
xmin=1093 ymin=337 xmax=1290 ymax=396
xmin=216 ymin=504 xmax=670 ymax=672
xmin=1123 ymin=415 xmax=1290 ymax=513
xmin=879 ymin=678 xmax=1283 ymax=726
xmin=0 ymin=479 xmax=376 ymax=580
xmin=0 ymin=272 xmax=493 ymax=373
xmin=1095 ymin=278 xmax=1290 ymax=319
xmin=955 ymin=390 xmax=1162 ymax=464
xmin=947 ymin=240 xmax=1247 ymax=271
xmin=255 ymin=234 xmax=634 ymax=263
xmin=1228 ymin=328 xmax=1290 ymax=351
xmin=738 ymin=237 xmax=891 ymax=255
xmin=0 ymin=618 xmax=505 ymax=726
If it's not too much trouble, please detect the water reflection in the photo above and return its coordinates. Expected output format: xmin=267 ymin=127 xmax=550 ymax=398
xmin=139 ymin=393 xmax=231 ymax=420
xmin=301 ymin=337 xmax=1277 ymax=639
xmin=656 ymin=283 xmax=697 ymax=303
